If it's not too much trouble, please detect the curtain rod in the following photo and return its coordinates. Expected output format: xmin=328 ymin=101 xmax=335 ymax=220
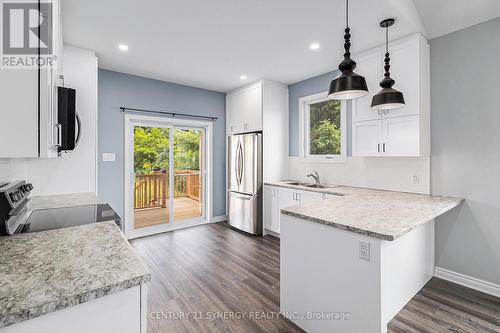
xmin=120 ymin=107 xmax=218 ymax=121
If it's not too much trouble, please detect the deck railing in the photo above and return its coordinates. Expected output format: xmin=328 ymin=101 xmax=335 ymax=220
xmin=134 ymin=171 xmax=201 ymax=210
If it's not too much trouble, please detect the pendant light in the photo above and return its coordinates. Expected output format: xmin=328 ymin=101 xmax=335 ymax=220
xmin=328 ymin=0 xmax=368 ymax=100
xmin=371 ymin=19 xmax=405 ymax=110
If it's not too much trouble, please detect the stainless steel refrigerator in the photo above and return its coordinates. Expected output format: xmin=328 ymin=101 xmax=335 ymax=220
xmin=227 ymin=133 xmax=263 ymax=235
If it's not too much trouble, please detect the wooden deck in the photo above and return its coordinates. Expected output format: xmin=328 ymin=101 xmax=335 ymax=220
xmin=134 ymin=197 xmax=202 ymax=229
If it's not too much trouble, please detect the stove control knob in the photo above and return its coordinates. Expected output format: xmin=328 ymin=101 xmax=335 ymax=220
xmin=10 ymin=191 xmax=20 ymax=203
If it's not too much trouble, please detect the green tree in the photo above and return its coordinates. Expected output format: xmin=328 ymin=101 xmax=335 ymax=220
xmin=311 ymin=120 xmax=341 ymax=154
xmin=133 ymin=127 xmax=202 ymax=174
xmin=309 ymin=100 xmax=341 ymax=155
xmin=174 ymin=129 xmax=201 ymax=170
xmin=134 ymin=127 xmax=170 ymax=174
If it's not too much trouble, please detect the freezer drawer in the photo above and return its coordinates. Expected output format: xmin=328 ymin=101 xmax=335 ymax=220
xmin=228 ymin=192 xmax=262 ymax=235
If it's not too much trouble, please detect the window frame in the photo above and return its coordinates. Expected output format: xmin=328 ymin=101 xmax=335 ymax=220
xmin=299 ymin=91 xmax=347 ymax=163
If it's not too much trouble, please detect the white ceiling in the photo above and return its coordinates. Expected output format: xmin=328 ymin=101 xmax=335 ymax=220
xmin=62 ymin=0 xmax=500 ymax=92
xmin=414 ymin=0 xmax=500 ymax=38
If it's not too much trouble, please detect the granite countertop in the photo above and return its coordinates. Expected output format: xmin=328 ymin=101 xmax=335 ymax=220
xmin=268 ymin=181 xmax=464 ymax=241
xmin=0 ymin=222 xmax=151 ymax=329
xmin=27 ymin=192 xmax=103 ymax=211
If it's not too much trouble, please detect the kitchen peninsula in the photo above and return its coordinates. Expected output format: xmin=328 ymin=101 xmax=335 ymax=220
xmin=272 ymin=182 xmax=463 ymax=333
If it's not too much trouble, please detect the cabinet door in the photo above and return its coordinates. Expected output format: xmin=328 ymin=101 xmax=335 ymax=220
xmin=352 ymin=120 xmax=383 ymax=156
xmin=278 ymin=188 xmax=298 ymax=211
xmin=232 ymin=83 xmax=262 ymax=133
xmin=383 ymin=37 xmax=420 ymax=119
xmin=226 ymin=94 xmax=236 ymax=134
xmin=352 ymin=48 xmax=384 ymax=122
xmin=264 ymin=186 xmax=279 ymax=233
xmin=0 ymin=69 xmax=39 ymax=158
xmin=296 ymin=190 xmax=323 ymax=205
xmin=382 ymin=116 xmax=420 ymax=156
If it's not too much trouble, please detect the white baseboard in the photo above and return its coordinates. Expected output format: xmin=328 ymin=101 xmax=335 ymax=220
xmin=210 ymin=215 xmax=227 ymax=223
xmin=434 ymin=267 xmax=500 ymax=298
xmin=264 ymin=228 xmax=280 ymax=238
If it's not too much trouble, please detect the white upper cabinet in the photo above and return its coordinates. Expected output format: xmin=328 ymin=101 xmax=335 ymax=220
xmin=0 ymin=0 xmax=62 ymax=158
xmin=382 ymin=115 xmax=420 ymax=156
xmin=226 ymin=82 xmax=263 ymax=134
xmin=351 ymin=34 xmax=430 ymax=157
xmin=352 ymin=49 xmax=384 ymax=122
xmin=352 ymin=119 xmax=383 ymax=157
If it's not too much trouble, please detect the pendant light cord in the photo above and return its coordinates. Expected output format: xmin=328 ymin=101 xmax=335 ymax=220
xmin=383 ymin=22 xmax=393 ymax=83
xmin=346 ymin=0 xmax=349 ymax=28
xmin=385 ymin=25 xmax=389 ymax=54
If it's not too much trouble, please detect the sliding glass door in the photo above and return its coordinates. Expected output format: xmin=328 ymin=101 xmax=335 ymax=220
xmin=125 ymin=115 xmax=210 ymax=238
xmin=173 ymin=128 xmax=205 ymax=222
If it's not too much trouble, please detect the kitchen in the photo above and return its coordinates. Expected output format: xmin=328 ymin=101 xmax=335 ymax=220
xmin=0 ymin=1 xmax=499 ymax=333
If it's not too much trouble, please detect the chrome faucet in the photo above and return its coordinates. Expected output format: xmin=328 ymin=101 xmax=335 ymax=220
xmin=307 ymin=170 xmax=320 ymax=185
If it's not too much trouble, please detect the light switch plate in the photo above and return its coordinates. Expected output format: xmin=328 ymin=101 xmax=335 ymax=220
xmin=102 ymin=153 xmax=116 ymax=162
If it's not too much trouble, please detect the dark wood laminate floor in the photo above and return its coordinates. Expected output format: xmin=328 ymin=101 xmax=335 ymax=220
xmin=131 ymin=222 xmax=500 ymax=333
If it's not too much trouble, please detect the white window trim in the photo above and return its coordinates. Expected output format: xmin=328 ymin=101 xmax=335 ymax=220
xmin=298 ymin=91 xmax=347 ymax=163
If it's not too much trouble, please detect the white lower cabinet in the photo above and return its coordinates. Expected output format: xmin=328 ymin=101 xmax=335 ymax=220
xmin=2 ymin=285 xmax=147 ymax=333
xmin=264 ymin=186 xmax=324 ymax=235
xmin=263 ymin=187 xmax=279 ymax=233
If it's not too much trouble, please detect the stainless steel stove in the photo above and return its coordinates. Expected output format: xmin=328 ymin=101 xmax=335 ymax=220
xmin=0 ymin=181 xmax=121 ymax=236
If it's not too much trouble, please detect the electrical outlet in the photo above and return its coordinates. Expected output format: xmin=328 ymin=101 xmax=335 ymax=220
xmin=359 ymin=241 xmax=370 ymax=261
xmin=413 ymin=175 xmax=420 ymax=184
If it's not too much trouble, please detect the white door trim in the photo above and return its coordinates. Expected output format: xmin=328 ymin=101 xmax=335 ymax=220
xmin=124 ymin=113 xmax=213 ymax=239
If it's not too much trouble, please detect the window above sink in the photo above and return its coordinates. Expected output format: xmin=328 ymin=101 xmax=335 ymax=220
xmin=298 ymin=92 xmax=347 ymax=163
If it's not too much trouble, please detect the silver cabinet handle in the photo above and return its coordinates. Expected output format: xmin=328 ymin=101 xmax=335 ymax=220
xmin=296 ymin=193 xmax=300 ymax=201
xmin=377 ymin=143 xmax=381 ymax=153
xmin=55 ymin=123 xmax=62 ymax=147
xmin=383 ymin=143 xmax=386 ymax=153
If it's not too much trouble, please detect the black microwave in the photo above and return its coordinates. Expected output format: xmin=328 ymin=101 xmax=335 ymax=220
xmin=57 ymin=86 xmax=80 ymax=152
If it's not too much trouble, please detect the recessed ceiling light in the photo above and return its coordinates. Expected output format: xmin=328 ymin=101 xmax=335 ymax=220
xmin=118 ymin=44 xmax=129 ymax=51
xmin=309 ymin=42 xmax=320 ymax=51
xmin=240 ymin=75 xmax=247 ymax=80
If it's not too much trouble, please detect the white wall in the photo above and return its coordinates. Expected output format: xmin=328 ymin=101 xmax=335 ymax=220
xmin=0 ymin=46 xmax=98 ymax=196
xmin=430 ymin=18 xmax=500 ymax=285
xmin=288 ymin=156 xmax=430 ymax=194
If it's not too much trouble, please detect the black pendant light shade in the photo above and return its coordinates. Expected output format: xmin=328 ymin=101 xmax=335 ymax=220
xmin=371 ymin=19 xmax=405 ymax=110
xmin=328 ymin=0 xmax=368 ymax=100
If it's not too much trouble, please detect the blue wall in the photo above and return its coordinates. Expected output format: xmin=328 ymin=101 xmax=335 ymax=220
xmin=288 ymin=69 xmax=352 ymax=156
xmin=98 ymin=70 xmax=226 ymax=218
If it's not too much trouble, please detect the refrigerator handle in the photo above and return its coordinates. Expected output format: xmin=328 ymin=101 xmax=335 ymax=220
xmin=238 ymin=141 xmax=244 ymax=186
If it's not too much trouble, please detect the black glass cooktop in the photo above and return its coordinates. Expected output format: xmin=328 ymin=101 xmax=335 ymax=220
xmin=21 ymin=203 xmax=121 ymax=233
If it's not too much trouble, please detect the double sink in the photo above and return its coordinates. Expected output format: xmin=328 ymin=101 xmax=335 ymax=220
xmin=285 ymin=181 xmax=334 ymax=189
